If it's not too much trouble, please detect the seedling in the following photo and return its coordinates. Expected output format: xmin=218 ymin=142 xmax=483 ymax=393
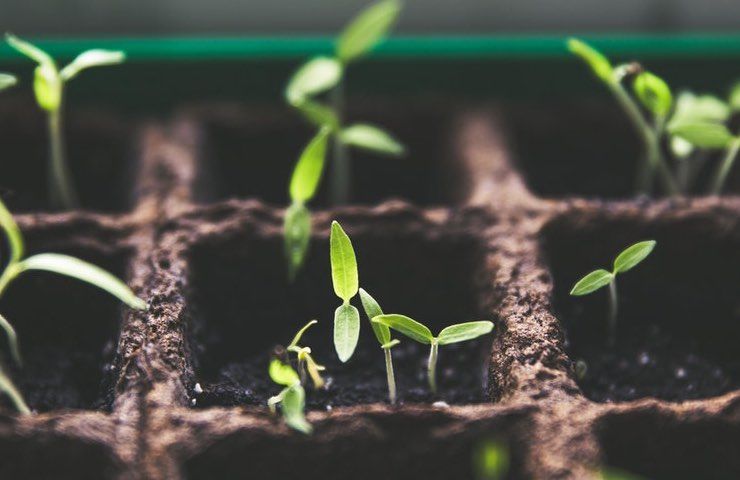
xmin=285 ymin=0 xmax=405 ymax=204
xmin=267 ymin=358 xmax=311 ymax=434
xmin=6 ymin=34 xmax=125 ymax=209
xmin=286 ymin=320 xmax=326 ymax=389
xmin=373 ymin=314 xmax=493 ymax=394
xmin=570 ymin=240 xmax=656 ymax=347
xmin=329 ymin=221 xmax=361 ymax=362
xmin=0 ymin=196 xmax=146 ymax=370
xmin=473 ymin=439 xmax=509 ymax=480
xmin=0 ymin=364 xmax=29 ymax=414
xmin=359 ymin=288 xmax=399 ymax=404
xmin=568 ymin=38 xmax=739 ymax=196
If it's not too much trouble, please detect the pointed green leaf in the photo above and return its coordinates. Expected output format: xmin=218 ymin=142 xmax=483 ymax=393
xmin=17 ymin=254 xmax=147 ymax=310
xmin=289 ymin=320 xmax=318 ymax=348
xmin=329 ymin=221 xmax=358 ymax=302
xmin=289 ymin=128 xmax=330 ymax=203
xmin=60 ymin=49 xmax=125 ymax=81
xmin=334 ymin=303 xmax=360 ymax=362
xmin=613 ymin=240 xmax=656 ymax=274
xmin=0 ymin=313 xmax=21 ymax=366
xmin=0 ymin=73 xmax=17 ymax=92
xmin=269 ymin=358 xmax=300 ymax=386
xmin=282 ymin=384 xmax=311 ymax=434
xmin=570 ymin=269 xmax=613 ymax=296
xmin=339 ymin=124 xmax=405 ymax=156
xmin=567 ymin=38 xmax=613 ymax=83
xmin=372 ymin=314 xmax=433 ymax=344
xmin=33 ymin=63 xmax=61 ymax=112
xmin=633 ymin=71 xmax=672 ymax=118
xmin=336 ymin=0 xmax=402 ymax=63
xmin=295 ymin=99 xmax=340 ymax=131
xmin=0 ymin=366 xmax=30 ymax=414
xmin=359 ymin=288 xmax=390 ymax=345
xmin=437 ymin=321 xmax=494 ymax=345
xmin=284 ymin=202 xmax=312 ymax=281
xmin=0 ymin=198 xmax=24 ymax=263
xmin=668 ymin=121 xmax=734 ymax=149
xmin=6 ymin=34 xmax=54 ymax=67
xmin=285 ymin=56 xmax=343 ymax=104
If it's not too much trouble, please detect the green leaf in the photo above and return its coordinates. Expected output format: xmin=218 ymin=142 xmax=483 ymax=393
xmin=730 ymin=81 xmax=740 ymax=112
xmin=380 ymin=339 xmax=400 ymax=350
xmin=339 ymin=124 xmax=405 ymax=156
xmin=570 ymin=269 xmax=613 ymax=296
xmin=334 ymin=303 xmax=360 ymax=363
xmin=668 ymin=121 xmax=734 ymax=149
xmin=372 ymin=314 xmax=433 ymax=344
xmin=0 ymin=367 xmax=30 ymax=415
xmin=336 ymin=0 xmax=402 ymax=63
xmin=329 ymin=221 xmax=358 ymax=302
xmin=0 ymin=313 xmax=21 ymax=366
xmin=437 ymin=321 xmax=494 ymax=345
xmin=0 ymin=198 xmax=24 ymax=263
xmin=290 ymin=128 xmax=330 ymax=203
xmin=282 ymin=384 xmax=311 ymax=434
xmin=17 ymin=253 xmax=147 ymax=310
xmin=633 ymin=71 xmax=672 ymax=117
xmin=284 ymin=202 xmax=312 ymax=281
xmin=285 ymin=56 xmax=343 ymax=104
xmin=567 ymin=38 xmax=613 ymax=83
xmin=0 ymin=73 xmax=17 ymax=92
xmin=5 ymin=34 xmax=54 ymax=68
xmin=294 ymin=99 xmax=340 ymax=131
xmin=613 ymin=240 xmax=656 ymax=274
xmin=672 ymin=91 xmax=729 ymax=125
xmin=269 ymin=358 xmax=300 ymax=386
xmin=359 ymin=287 xmax=390 ymax=345
xmin=670 ymin=135 xmax=693 ymax=158
xmin=33 ymin=63 xmax=62 ymax=112
xmin=60 ymin=49 xmax=125 ymax=81
xmin=289 ymin=320 xmax=318 ymax=348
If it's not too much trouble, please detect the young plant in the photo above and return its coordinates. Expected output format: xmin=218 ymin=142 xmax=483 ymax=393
xmin=267 ymin=358 xmax=311 ymax=434
xmin=286 ymin=320 xmax=326 ymax=389
xmin=373 ymin=314 xmax=493 ymax=394
xmin=285 ymin=0 xmax=405 ymax=204
xmin=359 ymin=288 xmax=399 ymax=404
xmin=329 ymin=221 xmax=361 ymax=362
xmin=570 ymin=240 xmax=656 ymax=347
xmin=6 ymin=34 xmax=125 ymax=209
xmin=0 ymin=196 xmax=146 ymax=369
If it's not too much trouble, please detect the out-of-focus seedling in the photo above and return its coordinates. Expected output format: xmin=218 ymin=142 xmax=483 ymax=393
xmin=329 ymin=221 xmax=361 ymax=362
xmin=373 ymin=314 xmax=493 ymax=394
xmin=359 ymin=288 xmax=399 ymax=404
xmin=473 ymin=439 xmax=509 ymax=480
xmin=0 ymin=197 xmax=146 ymax=368
xmin=6 ymin=34 xmax=125 ymax=209
xmin=599 ymin=468 xmax=649 ymax=480
xmin=285 ymin=0 xmax=405 ymax=204
xmin=267 ymin=358 xmax=311 ymax=434
xmin=0 ymin=364 xmax=29 ymax=414
xmin=286 ymin=320 xmax=326 ymax=389
xmin=570 ymin=240 xmax=656 ymax=347
xmin=0 ymin=73 xmax=17 ymax=92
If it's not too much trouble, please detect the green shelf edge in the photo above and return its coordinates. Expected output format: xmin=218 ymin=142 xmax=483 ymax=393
xmin=1 ymin=34 xmax=740 ymax=62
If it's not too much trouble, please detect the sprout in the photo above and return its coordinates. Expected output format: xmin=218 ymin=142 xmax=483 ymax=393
xmin=570 ymin=240 xmax=656 ymax=347
xmin=267 ymin=358 xmax=311 ymax=434
xmin=285 ymin=0 xmax=404 ymax=205
xmin=286 ymin=320 xmax=326 ymax=389
xmin=329 ymin=221 xmax=361 ymax=362
xmin=359 ymin=288 xmax=399 ymax=404
xmin=373 ymin=314 xmax=493 ymax=394
xmin=6 ymin=34 xmax=125 ymax=209
xmin=0 ymin=196 xmax=146 ymax=371
xmin=473 ymin=440 xmax=509 ymax=480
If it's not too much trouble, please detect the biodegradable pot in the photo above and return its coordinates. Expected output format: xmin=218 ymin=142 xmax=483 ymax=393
xmin=0 ymin=98 xmax=738 ymax=480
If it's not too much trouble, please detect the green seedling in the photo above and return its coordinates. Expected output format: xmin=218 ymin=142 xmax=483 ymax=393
xmin=329 ymin=221 xmax=361 ymax=362
xmin=568 ymin=38 xmax=740 ymax=196
xmin=359 ymin=288 xmax=399 ymax=404
xmin=285 ymin=0 xmax=405 ymax=204
xmin=267 ymin=358 xmax=311 ymax=434
xmin=473 ymin=439 xmax=509 ymax=480
xmin=6 ymin=34 xmax=125 ymax=209
xmin=570 ymin=240 xmax=656 ymax=347
xmin=286 ymin=320 xmax=326 ymax=389
xmin=0 ymin=196 xmax=146 ymax=371
xmin=373 ymin=314 xmax=493 ymax=394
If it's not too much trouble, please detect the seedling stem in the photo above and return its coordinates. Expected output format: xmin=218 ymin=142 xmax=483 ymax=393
xmin=607 ymin=278 xmax=618 ymax=347
xmin=383 ymin=346 xmax=397 ymax=403
xmin=428 ymin=339 xmax=439 ymax=393
xmin=710 ymin=137 xmax=740 ymax=194
xmin=330 ymin=80 xmax=350 ymax=204
xmin=48 ymin=107 xmax=78 ymax=207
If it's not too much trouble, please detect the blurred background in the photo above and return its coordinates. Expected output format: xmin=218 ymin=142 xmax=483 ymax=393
xmin=3 ymin=0 xmax=740 ymax=35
